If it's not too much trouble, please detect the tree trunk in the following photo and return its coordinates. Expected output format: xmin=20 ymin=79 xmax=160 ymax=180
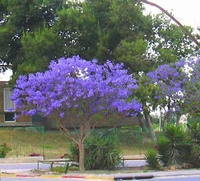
xmin=144 ymin=112 xmax=157 ymax=143
xmin=78 ymin=124 xmax=85 ymax=171
xmin=165 ymin=112 xmax=171 ymax=124
xmin=137 ymin=114 xmax=147 ymax=132
xmin=78 ymin=138 xmax=85 ymax=171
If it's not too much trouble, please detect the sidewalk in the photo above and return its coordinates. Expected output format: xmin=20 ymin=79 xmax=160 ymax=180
xmin=1 ymin=168 xmax=200 ymax=180
xmin=0 ymin=156 xmax=200 ymax=180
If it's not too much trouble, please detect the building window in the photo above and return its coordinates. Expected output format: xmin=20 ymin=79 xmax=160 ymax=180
xmin=4 ymin=88 xmax=15 ymax=122
xmin=5 ymin=112 xmax=15 ymax=122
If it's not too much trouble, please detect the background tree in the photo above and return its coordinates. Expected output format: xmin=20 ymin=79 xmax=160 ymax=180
xmin=1 ymin=0 xmax=199 ymax=141
xmin=146 ymin=57 xmax=200 ymax=125
xmin=181 ymin=58 xmax=200 ymax=116
xmin=141 ymin=0 xmax=200 ymax=48
xmin=1 ymin=0 xmax=197 ymax=75
xmin=132 ymin=74 xmax=161 ymax=142
xmin=11 ymin=56 xmax=142 ymax=171
xmin=0 ymin=0 xmax=65 ymax=72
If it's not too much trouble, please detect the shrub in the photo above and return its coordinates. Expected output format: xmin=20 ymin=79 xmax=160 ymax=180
xmin=29 ymin=152 xmax=43 ymax=157
xmin=160 ymin=124 xmax=191 ymax=166
xmin=0 ymin=143 xmax=12 ymax=158
xmin=51 ymin=165 xmax=79 ymax=173
xmin=188 ymin=122 xmax=200 ymax=167
xmin=145 ymin=149 xmax=161 ymax=170
xmin=13 ymin=127 xmax=25 ymax=131
xmin=151 ymin=124 xmax=192 ymax=168
xmin=151 ymin=123 xmax=200 ymax=169
xmin=188 ymin=121 xmax=200 ymax=144
xmin=68 ymin=142 xmax=79 ymax=162
xmin=157 ymin=136 xmax=169 ymax=166
xmin=25 ymin=127 xmax=38 ymax=132
xmin=190 ymin=144 xmax=200 ymax=168
xmin=85 ymin=133 xmax=121 ymax=170
xmin=69 ymin=131 xmax=121 ymax=170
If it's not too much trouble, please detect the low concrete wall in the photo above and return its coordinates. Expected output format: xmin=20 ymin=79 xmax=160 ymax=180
xmin=0 ymin=156 xmax=44 ymax=163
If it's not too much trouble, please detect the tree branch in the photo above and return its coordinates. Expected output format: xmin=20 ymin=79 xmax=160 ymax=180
xmin=141 ymin=0 xmax=200 ymax=49
xmin=59 ymin=122 xmax=78 ymax=145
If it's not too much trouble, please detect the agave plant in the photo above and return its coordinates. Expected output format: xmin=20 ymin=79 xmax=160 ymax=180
xmin=188 ymin=121 xmax=200 ymax=144
xmin=84 ymin=132 xmax=121 ymax=170
xmin=145 ymin=149 xmax=162 ymax=170
xmin=188 ymin=121 xmax=200 ymax=167
xmin=69 ymin=131 xmax=121 ymax=170
xmin=158 ymin=124 xmax=191 ymax=166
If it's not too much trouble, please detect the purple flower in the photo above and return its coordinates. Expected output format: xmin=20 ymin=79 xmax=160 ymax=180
xmin=12 ymin=55 xmax=142 ymax=126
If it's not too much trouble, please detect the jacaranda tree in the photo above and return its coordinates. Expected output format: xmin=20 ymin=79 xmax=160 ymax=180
xmin=11 ymin=56 xmax=142 ymax=171
xmin=146 ymin=56 xmax=200 ymax=124
xmin=182 ymin=57 xmax=200 ymax=116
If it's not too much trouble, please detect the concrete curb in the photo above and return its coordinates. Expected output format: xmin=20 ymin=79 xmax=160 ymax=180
xmin=85 ymin=175 xmax=115 ymax=180
xmin=1 ymin=170 xmax=200 ymax=180
xmin=0 ymin=173 xmax=105 ymax=179
xmin=0 ymin=173 xmax=155 ymax=180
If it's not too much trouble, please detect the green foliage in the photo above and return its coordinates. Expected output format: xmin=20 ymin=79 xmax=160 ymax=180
xmin=146 ymin=123 xmax=200 ymax=169
xmin=43 ymin=144 xmax=53 ymax=149
xmin=157 ymin=136 xmax=169 ymax=166
xmin=0 ymin=143 xmax=12 ymax=158
xmin=51 ymin=165 xmax=79 ymax=173
xmin=145 ymin=149 xmax=161 ymax=170
xmin=160 ymin=124 xmax=191 ymax=166
xmin=187 ymin=122 xmax=200 ymax=168
xmin=188 ymin=121 xmax=200 ymax=144
xmin=190 ymin=144 xmax=200 ymax=168
xmin=152 ymin=13 xmax=195 ymax=64
xmin=114 ymin=39 xmax=151 ymax=73
xmin=0 ymin=0 xmax=65 ymax=72
xmin=68 ymin=142 xmax=79 ymax=162
xmin=85 ymin=133 xmax=121 ymax=170
xmin=69 ymin=132 xmax=121 ymax=170
xmin=24 ymin=127 xmax=38 ymax=132
xmin=0 ymin=0 xmax=196 ymax=83
xmin=20 ymin=27 xmax=63 ymax=74
xmin=13 ymin=127 xmax=25 ymax=131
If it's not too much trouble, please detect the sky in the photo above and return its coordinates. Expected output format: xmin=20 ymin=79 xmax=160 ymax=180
xmin=1 ymin=0 xmax=200 ymax=81
xmin=143 ymin=0 xmax=200 ymax=29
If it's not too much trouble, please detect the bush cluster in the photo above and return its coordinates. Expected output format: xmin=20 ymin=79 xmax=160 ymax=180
xmin=0 ymin=143 xmax=12 ymax=158
xmin=145 ymin=122 xmax=200 ymax=170
xmin=69 ymin=130 xmax=121 ymax=170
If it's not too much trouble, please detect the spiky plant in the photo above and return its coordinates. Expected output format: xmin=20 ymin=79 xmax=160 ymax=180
xmin=158 ymin=124 xmax=191 ymax=166
xmin=145 ymin=149 xmax=162 ymax=170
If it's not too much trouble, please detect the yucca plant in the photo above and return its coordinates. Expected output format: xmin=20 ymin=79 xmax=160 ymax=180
xmin=188 ymin=121 xmax=200 ymax=144
xmin=158 ymin=124 xmax=191 ymax=166
xmin=145 ymin=149 xmax=161 ymax=170
xmin=84 ymin=132 xmax=121 ymax=170
xmin=188 ymin=122 xmax=200 ymax=168
xmin=190 ymin=144 xmax=200 ymax=168
xmin=69 ymin=131 xmax=121 ymax=170
xmin=157 ymin=136 xmax=169 ymax=166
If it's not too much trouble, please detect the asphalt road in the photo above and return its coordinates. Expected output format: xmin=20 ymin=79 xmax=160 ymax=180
xmin=148 ymin=175 xmax=200 ymax=181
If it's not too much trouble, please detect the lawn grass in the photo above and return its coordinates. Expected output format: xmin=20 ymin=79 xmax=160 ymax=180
xmin=0 ymin=127 xmax=154 ymax=159
xmin=0 ymin=129 xmax=70 ymax=159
